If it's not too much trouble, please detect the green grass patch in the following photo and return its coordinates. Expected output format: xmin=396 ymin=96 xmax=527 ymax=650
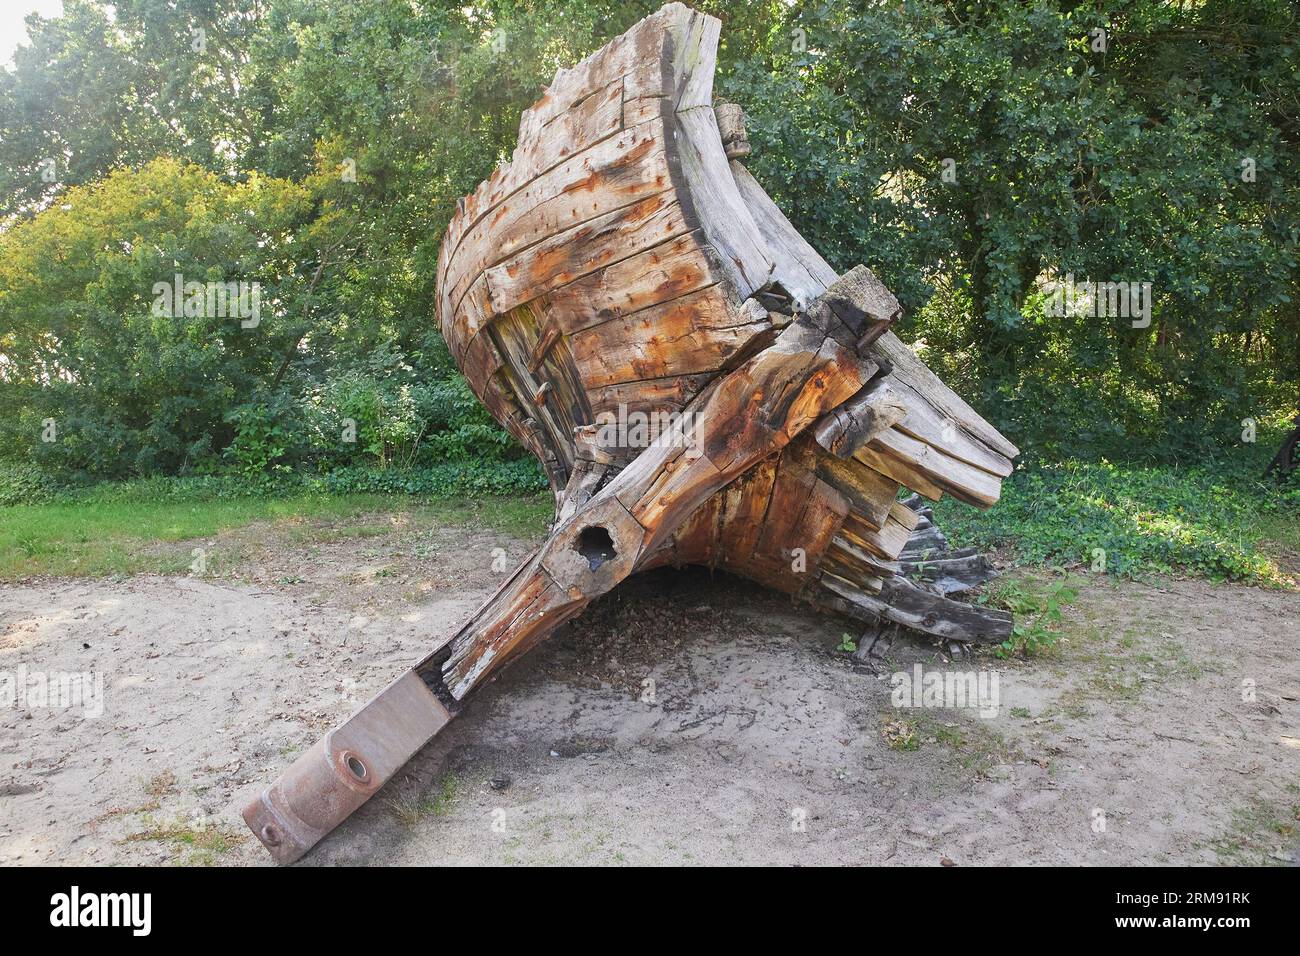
xmin=979 ymin=575 xmax=1081 ymax=657
xmin=934 ymin=458 xmax=1299 ymax=586
xmin=121 ymin=816 xmax=242 ymax=866
xmin=389 ymin=773 xmax=460 ymax=826
xmin=1 ymin=494 xmax=391 ymax=578
xmin=0 ymin=484 xmax=552 ymax=579
xmin=1206 ymin=793 xmax=1300 ymax=866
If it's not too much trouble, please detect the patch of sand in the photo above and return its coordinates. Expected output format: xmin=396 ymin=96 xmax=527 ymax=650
xmin=2 ymin=534 xmax=1297 ymax=866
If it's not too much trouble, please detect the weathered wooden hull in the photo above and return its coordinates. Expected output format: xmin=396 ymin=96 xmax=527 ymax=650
xmin=434 ymin=1 xmax=1018 ymax=643
xmin=243 ymin=2 xmax=1019 ymax=864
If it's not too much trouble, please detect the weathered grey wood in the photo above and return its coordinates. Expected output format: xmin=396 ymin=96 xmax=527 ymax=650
xmin=556 ymin=459 xmax=609 ymax=526
xmin=871 ymin=427 xmax=1002 ymax=507
xmin=850 ymin=622 xmax=898 ymax=664
xmin=729 ymin=160 xmax=836 ymax=309
xmin=870 ymin=333 xmax=1020 ymax=461
xmin=812 ymin=451 xmax=899 ymax=530
xmin=900 ymin=525 xmax=951 ymax=556
xmin=813 ymin=379 xmax=909 ymax=458
xmin=871 ymin=379 xmax=1014 ymax=477
xmin=839 ymin=508 xmax=914 ymax=561
xmin=824 ymin=534 xmax=899 ymax=580
xmin=713 ymin=102 xmax=751 ymax=159
xmin=853 ymin=441 xmax=946 ymax=501
xmin=818 ymin=572 xmax=1012 ymax=644
xmin=900 ymin=552 xmax=997 ymax=596
xmin=674 ymin=106 xmax=773 ymax=297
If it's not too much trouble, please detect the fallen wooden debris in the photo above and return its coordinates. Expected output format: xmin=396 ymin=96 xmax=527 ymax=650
xmin=243 ymin=2 xmax=1019 ymax=863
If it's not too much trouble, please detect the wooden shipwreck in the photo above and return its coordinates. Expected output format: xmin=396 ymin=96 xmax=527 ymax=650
xmin=243 ymin=2 xmax=1019 ymax=863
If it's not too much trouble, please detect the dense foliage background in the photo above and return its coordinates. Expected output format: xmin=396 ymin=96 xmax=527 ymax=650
xmin=1 ymin=0 xmax=1296 ymax=495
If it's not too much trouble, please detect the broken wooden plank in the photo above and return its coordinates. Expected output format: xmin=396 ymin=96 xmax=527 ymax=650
xmin=817 ymin=572 xmax=1013 ymax=644
xmin=870 ymin=427 xmax=1003 ymax=507
xmin=813 ymin=379 xmax=909 ymax=458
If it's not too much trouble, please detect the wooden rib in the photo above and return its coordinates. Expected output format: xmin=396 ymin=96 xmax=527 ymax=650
xmin=460 ymin=328 xmax=504 ymax=395
xmin=528 ymin=321 xmax=562 ymax=373
xmin=889 ymin=499 xmax=921 ymax=534
xmin=672 ymin=104 xmax=772 ymax=298
xmin=445 ymin=276 xmax=492 ymax=364
xmin=490 ymin=302 xmax=582 ymax=483
xmin=671 ymin=9 xmax=718 ymax=111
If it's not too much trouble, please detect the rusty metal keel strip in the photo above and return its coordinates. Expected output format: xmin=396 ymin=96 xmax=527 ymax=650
xmin=242 ymin=670 xmax=452 ymax=864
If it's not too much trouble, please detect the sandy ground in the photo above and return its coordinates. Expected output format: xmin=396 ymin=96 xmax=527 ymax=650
xmin=1 ymin=513 xmax=1298 ymax=866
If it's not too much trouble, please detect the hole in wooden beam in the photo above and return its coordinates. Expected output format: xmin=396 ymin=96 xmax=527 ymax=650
xmin=574 ymin=525 xmax=617 ymax=571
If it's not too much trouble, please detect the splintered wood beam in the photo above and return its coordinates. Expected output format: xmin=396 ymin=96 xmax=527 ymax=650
xmin=899 ymin=552 xmax=998 ymax=596
xmin=816 ymin=495 xmax=1008 ymax=641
